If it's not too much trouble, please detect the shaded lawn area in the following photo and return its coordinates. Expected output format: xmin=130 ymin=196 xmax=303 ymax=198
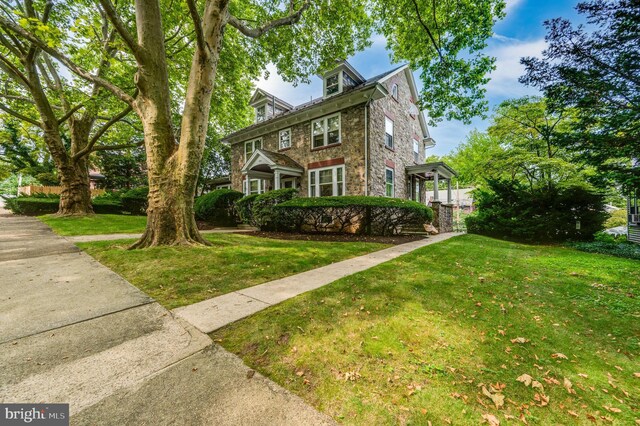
xmin=213 ymin=234 xmax=640 ymax=425
xmin=78 ymin=234 xmax=389 ymax=310
xmin=39 ymin=214 xmax=147 ymax=236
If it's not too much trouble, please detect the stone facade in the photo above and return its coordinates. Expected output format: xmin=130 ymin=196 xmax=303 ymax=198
xmin=230 ymin=68 xmax=428 ymax=201
xmin=431 ymin=201 xmax=454 ymax=233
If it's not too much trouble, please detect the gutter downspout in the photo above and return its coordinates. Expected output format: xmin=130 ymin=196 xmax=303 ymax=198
xmin=364 ymin=92 xmax=375 ymax=196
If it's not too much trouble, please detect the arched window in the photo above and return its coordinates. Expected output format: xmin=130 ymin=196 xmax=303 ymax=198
xmin=391 ymin=83 xmax=398 ymax=100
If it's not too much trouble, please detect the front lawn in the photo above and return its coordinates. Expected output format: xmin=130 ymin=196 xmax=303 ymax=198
xmin=213 ymin=234 xmax=640 ymax=425
xmin=39 ymin=214 xmax=147 ymax=236
xmin=78 ymin=234 xmax=389 ymax=309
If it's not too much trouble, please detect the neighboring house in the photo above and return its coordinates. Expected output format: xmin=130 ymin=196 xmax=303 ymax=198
xmin=222 ymin=61 xmax=457 ymax=230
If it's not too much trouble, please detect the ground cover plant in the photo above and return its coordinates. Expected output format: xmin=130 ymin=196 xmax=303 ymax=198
xmin=213 ymin=234 xmax=640 ymax=425
xmin=39 ymin=214 xmax=148 ymax=236
xmin=78 ymin=234 xmax=389 ymax=310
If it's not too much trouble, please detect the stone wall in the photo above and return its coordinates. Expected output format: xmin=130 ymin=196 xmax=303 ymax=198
xmin=368 ymin=70 xmax=426 ymax=200
xmin=431 ymin=201 xmax=454 ymax=233
xmin=231 ymin=104 xmax=366 ymax=196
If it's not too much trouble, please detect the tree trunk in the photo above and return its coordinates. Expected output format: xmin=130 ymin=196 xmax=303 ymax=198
xmin=58 ymin=156 xmax=94 ymax=215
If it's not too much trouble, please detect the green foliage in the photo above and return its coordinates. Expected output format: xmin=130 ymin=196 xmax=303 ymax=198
xmin=249 ymin=188 xmax=299 ymax=230
xmin=95 ymin=148 xmax=147 ymax=191
xmin=235 ymin=193 xmax=260 ymax=224
xmin=276 ymin=196 xmax=434 ymax=236
xmin=194 ymin=188 xmax=244 ymax=226
xmin=465 ymin=180 xmax=608 ymax=242
xmin=604 ymin=209 xmax=628 ymax=228
xmin=4 ymin=197 xmax=58 ymax=215
xmin=0 ymin=121 xmax=58 ymax=185
xmin=570 ymin=241 xmax=640 ymax=260
xmin=521 ymin=0 xmax=640 ymax=189
xmin=120 ymin=186 xmax=148 ymax=215
xmin=92 ymin=199 xmax=124 ymax=215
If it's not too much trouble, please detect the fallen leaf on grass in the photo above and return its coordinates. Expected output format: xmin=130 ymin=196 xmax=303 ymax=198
xmin=344 ymin=371 xmax=360 ymax=381
xmin=578 ymin=373 xmax=589 ymax=378
xmin=634 ymin=372 xmax=640 ymax=378
xmin=482 ymin=413 xmax=500 ymax=425
xmin=534 ymin=393 xmax=549 ymax=407
xmin=517 ymin=374 xmax=533 ymax=386
xmin=603 ymin=405 xmax=622 ymax=413
xmin=296 ymin=370 xmax=305 ymax=377
xmin=510 ymin=337 xmax=529 ymax=344
xmin=568 ymin=410 xmax=579 ymax=417
xmin=564 ymin=378 xmax=576 ymax=394
xmin=482 ymin=386 xmax=505 ymax=409
xmin=551 ymin=353 xmax=568 ymax=360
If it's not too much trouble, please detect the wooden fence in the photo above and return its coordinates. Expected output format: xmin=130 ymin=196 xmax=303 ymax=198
xmin=18 ymin=185 xmax=105 ymax=197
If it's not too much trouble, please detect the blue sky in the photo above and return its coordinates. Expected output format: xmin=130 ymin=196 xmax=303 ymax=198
xmin=256 ymin=0 xmax=582 ymax=155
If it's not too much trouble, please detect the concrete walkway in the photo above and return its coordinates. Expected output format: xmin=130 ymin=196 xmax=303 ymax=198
xmin=67 ymin=228 xmax=252 ymax=243
xmin=0 ymin=213 xmax=334 ymax=425
xmin=174 ymin=232 xmax=462 ymax=333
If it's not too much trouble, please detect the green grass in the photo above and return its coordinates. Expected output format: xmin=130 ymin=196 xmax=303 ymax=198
xmin=39 ymin=214 xmax=147 ymax=236
xmin=213 ymin=234 xmax=640 ymax=425
xmin=78 ymin=234 xmax=389 ymax=309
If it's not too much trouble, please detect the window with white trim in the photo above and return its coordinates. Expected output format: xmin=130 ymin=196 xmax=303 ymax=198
xmin=325 ymin=73 xmax=340 ymax=96
xmin=391 ymin=83 xmax=398 ymax=100
xmin=308 ymin=165 xmax=345 ymax=197
xmin=244 ymin=138 xmax=262 ymax=160
xmin=243 ymin=178 xmax=264 ymax=195
xmin=413 ymin=139 xmax=420 ymax=163
xmin=255 ymin=105 xmax=266 ymax=123
xmin=312 ymin=114 xmax=340 ymax=149
xmin=384 ymin=117 xmax=394 ymax=149
xmin=279 ymin=128 xmax=291 ymax=150
xmin=385 ymin=168 xmax=394 ymax=197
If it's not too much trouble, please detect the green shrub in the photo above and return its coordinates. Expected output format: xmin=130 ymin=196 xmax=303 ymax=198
xmin=194 ymin=189 xmax=244 ymax=226
xmin=5 ymin=197 xmax=59 ymax=215
xmin=120 ymin=186 xmax=148 ymax=215
xmin=30 ymin=192 xmax=60 ymax=199
xmin=275 ymin=196 xmax=433 ymax=236
xmin=605 ymin=209 xmax=627 ymax=228
xmin=235 ymin=194 xmax=260 ymax=224
xmin=570 ymin=241 xmax=640 ymax=260
xmin=251 ymin=188 xmax=299 ymax=230
xmin=93 ymin=199 xmax=124 ymax=215
xmin=93 ymin=190 xmax=123 ymax=203
xmin=465 ymin=180 xmax=608 ymax=243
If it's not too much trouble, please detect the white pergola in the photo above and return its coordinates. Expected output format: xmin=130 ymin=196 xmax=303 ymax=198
xmin=405 ymin=162 xmax=458 ymax=204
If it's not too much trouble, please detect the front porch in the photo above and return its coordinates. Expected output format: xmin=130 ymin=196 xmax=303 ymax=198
xmin=406 ymin=162 xmax=458 ymax=232
xmin=241 ymin=149 xmax=304 ymax=195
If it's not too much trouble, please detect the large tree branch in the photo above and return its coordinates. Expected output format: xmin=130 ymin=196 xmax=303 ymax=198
xmin=0 ymin=102 xmax=41 ymax=127
xmin=57 ymin=104 xmax=84 ymax=124
xmin=186 ymin=0 xmax=205 ymax=52
xmin=89 ymin=140 xmax=143 ymax=153
xmin=72 ymin=104 xmax=132 ymax=160
xmin=0 ymin=15 xmax=135 ymax=106
xmin=96 ymin=0 xmax=142 ymax=59
xmin=227 ymin=0 xmax=310 ymax=38
xmin=410 ymin=0 xmax=444 ymax=62
xmin=0 ymin=51 xmax=30 ymax=88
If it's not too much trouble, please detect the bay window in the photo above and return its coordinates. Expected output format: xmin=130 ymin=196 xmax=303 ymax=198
xmin=312 ymin=113 xmax=341 ymax=149
xmin=309 ymin=165 xmax=345 ymax=197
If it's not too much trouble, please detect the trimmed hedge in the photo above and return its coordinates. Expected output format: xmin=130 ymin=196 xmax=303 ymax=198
xmin=120 ymin=186 xmax=148 ymax=215
xmin=4 ymin=197 xmax=124 ymax=216
xmin=250 ymin=188 xmax=299 ymax=230
xmin=235 ymin=194 xmax=259 ymax=224
xmin=570 ymin=241 xmax=640 ymax=260
xmin=194 ymin=189 xmax=244 ymax=226
xmin=274 ymin=196 xmax=433 ymax=236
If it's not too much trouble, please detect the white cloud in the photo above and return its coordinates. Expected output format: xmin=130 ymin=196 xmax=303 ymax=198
xmin=504 ymin=0 xmax=525 ymax=13
xmin=254 ymin=64 xmax=322 ymax=106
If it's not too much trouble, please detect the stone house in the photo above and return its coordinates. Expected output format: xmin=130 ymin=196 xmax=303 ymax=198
xmin=221 ymin=61 xmax=457 ymax=229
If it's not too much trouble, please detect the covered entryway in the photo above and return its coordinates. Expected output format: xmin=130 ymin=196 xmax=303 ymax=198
xmin=241 ymin=149 xmax=304 ymax=195
xmin=406 ymin=162 xmax=458 ymax=232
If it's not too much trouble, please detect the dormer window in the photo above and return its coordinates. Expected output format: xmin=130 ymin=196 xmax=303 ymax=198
xmin=325 ymin=73 xmax=340 ymax=96
xmin=256 ymin=104 xmax=266 ymax=122
xmin=322 ymin=61 xmax=366 ymax=98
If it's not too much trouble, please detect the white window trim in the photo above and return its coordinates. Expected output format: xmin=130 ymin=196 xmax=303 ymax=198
xmin=384 ymin=117 xmax=394 ymax=149
xmin=413 ymin=138 xmax=420 ymax=163
xmin=216 ymin=184 xmax=231 ymax=190
xmin=244 ymin=137 xmax=263 ymax=161
xmin=308 ymin=164 xmax=345 ymax=197
xmin=311 ymin=113 xmax=341 ymax=149
xmin=391 ymin=83 xmax=398 ymax=100
xmin=243 ymin=178 xmax=264 ymax=196
xmin=385 ymin=167 xmax=395 ymax=198
xmin=323 ymin=71 xmax=342 ymax=98
xmin=255 ymin=104 xmax=266 ymax=123
xmin=279 ymin=128 xmax=292 ymax=150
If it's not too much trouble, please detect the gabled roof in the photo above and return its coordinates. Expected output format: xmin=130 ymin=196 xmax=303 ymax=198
xmin=320 ymin=60 xmax=366 ymax=84
xmin=241 ymin=149 xmax=304 ymax=174
xmin=249 ymin=89 xmax=294 ymax=110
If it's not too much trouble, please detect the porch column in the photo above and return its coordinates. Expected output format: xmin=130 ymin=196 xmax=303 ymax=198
xmin=433 ymin=172 xmax=439 ymax=201
xmin=447 ymin=179 xmax=452 ymax=204
xmin=274 ymin=170 xmax=281 ymax=190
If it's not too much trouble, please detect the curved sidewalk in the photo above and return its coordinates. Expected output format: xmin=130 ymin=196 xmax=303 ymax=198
xmin=174 ymin=232 xmax=462 ymax=333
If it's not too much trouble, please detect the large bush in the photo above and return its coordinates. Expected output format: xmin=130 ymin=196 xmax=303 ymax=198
xmin=235 ymin=188 xmax=298 ymax=229
xmin=194 ymin=189 xmax=244 ymax=226
xmin=604 ymin=209 xmax=627 ymax=228
xmin=465 ymin=180 xmax=608 ymax=243
xmin=120 ymin=186 xmax=148 ymax=215
xmin=275 ymin=196 xmax=433 ymax=236
xmin=4 ymin=197 xmax=59 ymax=215
xmin=235 ymin=194 xmax=259 ymax=224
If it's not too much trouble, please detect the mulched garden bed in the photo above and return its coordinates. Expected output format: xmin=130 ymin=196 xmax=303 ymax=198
xmin=245 ymin=231 xmax=427 ymax=245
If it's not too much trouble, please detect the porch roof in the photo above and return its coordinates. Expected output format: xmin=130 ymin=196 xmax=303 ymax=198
xmin=241 ymin=149 xmax=304 ymax=176
xmin=406 ymin=162 xmax=458 ymax=180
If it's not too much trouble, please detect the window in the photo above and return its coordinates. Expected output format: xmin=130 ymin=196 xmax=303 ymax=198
xmin=325 ymin=73 xmax=339 ymax=96
xmin=279 ymin=128 xmax=291 ymax=150
xmin=343 ymin=72 xmax=357 ymax=88
xmin=244 ymin=138 xmax=262 ymax=160
xmin=309 ymin=165 xmax=345 ymax=197
xmin=384 ymin=117 xmax=394 ymax=149
xmin=243 ymin=178 xmax=264 ymax=195
xmin=216 ymin=184 xmax=231 ymax=190
xmin=385 ymin=168 xmax=394 ymax=197
xmin=312 ymin=114 xmax=340 ymax=149
xmin=391 ymin=83 xmax=398 ymax=100
xmin=256 ymin=105 xmax=266 ymax=122
xmin=281 ymin=178 xmax=295 ymax=189
xmin=413 ymin=139 xmax=420 ymax=163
